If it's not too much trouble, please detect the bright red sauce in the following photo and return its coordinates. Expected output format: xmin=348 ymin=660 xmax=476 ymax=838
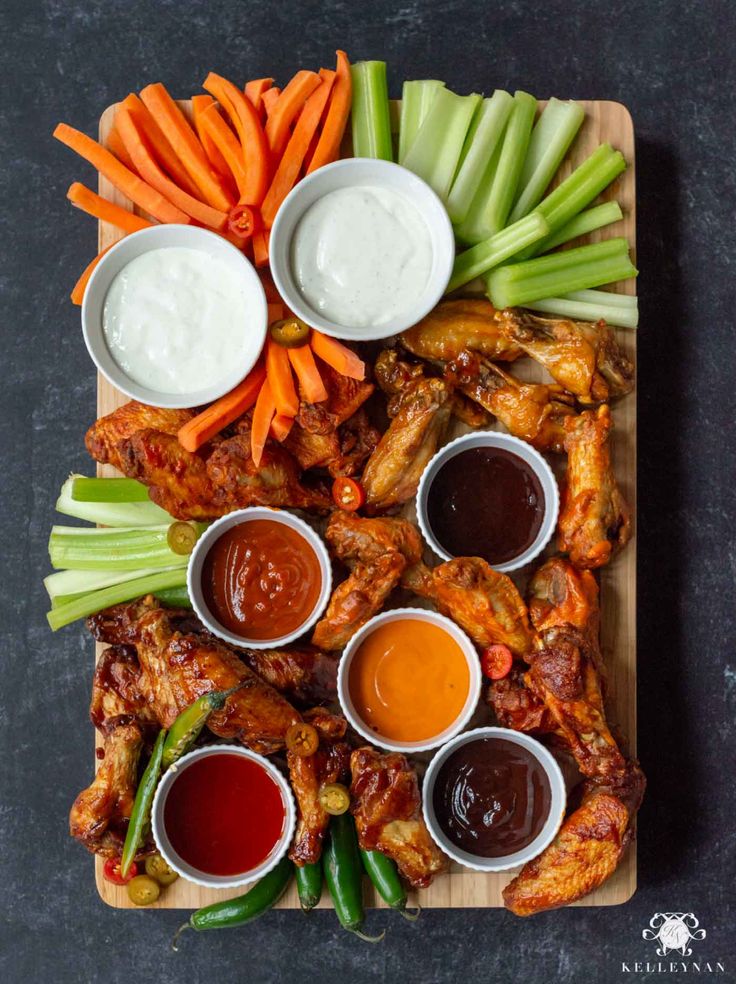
xmin=163 ymin=753 xmax=286 ymax=876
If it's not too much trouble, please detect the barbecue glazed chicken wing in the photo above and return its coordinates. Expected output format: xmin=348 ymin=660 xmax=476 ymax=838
xmin=85 ymin=402 xmax=195 ymax=474
xmin=350 ymin=747 xmax=447 ymax=888
xmin=402 ymin=558 xmax=535 ymax=657
xmin=399 ymin=299 xmax=523 ymax=363
xmin=312 ymin=513 xmax=423 ymax=651
xmin=496 ymin=309 xmax=634 ymax=405
xmin=558 ymin=406 xmax=631 ymax=569
xmin=240 ymin=646 xmax=338 ymax=707
xmin=121 ymin=429 xmax=219 ymax=520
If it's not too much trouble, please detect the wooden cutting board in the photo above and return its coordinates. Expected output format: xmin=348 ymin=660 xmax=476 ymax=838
xmin=92 ymin=99 xmax=636 ymax=910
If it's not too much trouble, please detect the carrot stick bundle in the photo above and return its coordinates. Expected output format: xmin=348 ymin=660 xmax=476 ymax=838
xmin=119 ymin=93 xmax=202 ymax=198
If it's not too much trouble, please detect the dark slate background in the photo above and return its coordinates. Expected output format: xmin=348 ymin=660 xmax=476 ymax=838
xmin=2 ymin=1 xmax=735 ymax=981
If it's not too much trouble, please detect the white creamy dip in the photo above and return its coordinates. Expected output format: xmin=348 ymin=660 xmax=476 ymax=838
xmin=102 ymin=246 xmax=255 ymax=395
xmin=290 ymin=185 xmax=433 ymax=329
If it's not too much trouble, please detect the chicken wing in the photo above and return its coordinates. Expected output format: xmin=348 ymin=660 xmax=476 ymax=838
xmin=324 ymin=510 xmax=424 ymax=566
xmin=528 ymin=556 xmax=601 ymax=664
xmin=121 ymin=429 xmax=219 ymax=520
xmin=402 ymin=558 xmax=535 ymax=656
xmin=288 ymin=708 xmax=350 ymax=865
xmin=240 ymin=646 xmax=338 ymax=706
xmin=362 ymin=377 xmax=452 ymax=511
xmin=496 ymin=310 xmax=634 ymax=404
xmin=399 ymin=299 xmax=523 ymax=362
xmin=488 ymin=667 xmax=555 ymax=734
xmin=85 ymin=402 xmax=195 ymax=473
xmin=350 ymin=747 xmax=447 ymax=888
xmin=558 ymin=406 xmax=631 ymax=569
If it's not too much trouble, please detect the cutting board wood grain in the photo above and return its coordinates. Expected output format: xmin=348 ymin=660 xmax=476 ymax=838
xmin=92 ymin=98 xmax=636 ymax=910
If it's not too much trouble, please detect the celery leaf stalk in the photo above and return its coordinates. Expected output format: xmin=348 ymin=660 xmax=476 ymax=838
xmin=48 ymin=524 xmax=199 ymax=571
xmin=446 ymin=90 xmax=514 ymax=225
xmin=522 ymin=289 xmax=639 ymax=328
xmin=398 ymin=80 xmax=445 ymax=164
xmin=70 ymin=476 xmax=151 ymax=502
xmin=532 ymin=200 xmax=623 ymax=255
xmin=447 ymin=212 xmax=549 ymax=294
xmin=44 ymin=566 xmax=161 ymax=604
xmin=479 ymin=90 xmax=537 ymax=236
xmin=56 ymin=476 xmax=171 ymax=526
xmin=350 ymin=61 xmax=393 ymax=160
xmin=453 ymin=137 xmax=504 ymax=245
xmin=47 ymin=568 xmax=188 ymax=631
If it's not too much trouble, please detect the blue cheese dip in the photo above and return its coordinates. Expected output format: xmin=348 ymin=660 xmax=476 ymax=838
xmin=290 ymin=185 xmax=433 ymax=329
xmin=102 ymin=246 xmax=256 ymax=395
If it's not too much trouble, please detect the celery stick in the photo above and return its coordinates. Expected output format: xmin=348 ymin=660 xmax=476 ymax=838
xmin=446 ymin=90 xmax=514 ymax=225
xmin=479 ymin=90 xmax=537 ymax=236
xmin=44 ymin=566 xmax=161 ymax=603
xmin=561 ymin=288 xmax=637 ymax=308
xmin=522 ymin=290 xmax=639 ymax=328
xmin=156 ymin=585 xmax=193 ymax=608
xmin=453 ymin=137 xmax=504 ymax=244
xmin=402 ymin=88 xmax=481 ymax=201
xmin=486 ymin=238 xmax=637 ymax=308
xmin=398 ymin=80 xmax=445 ymax=163
xmin=351 ymin=61 xmax=393 ymax=160
xmin=70 ymin=476 xmax=151 ymax=502
xmin=47 ymin=567 xmax=188 ymax=631
xmin=48 ymin=524 xmax=197 ymax=571
xmin=508 ymin=98 xmax=585 ymax=223
xmin=56 ymin=476 xmax=171 ymax=526
xmin=532 ymin=200 xmax=623 ymax=255
xmin=447 ymin=213 xmax=549 ymax=294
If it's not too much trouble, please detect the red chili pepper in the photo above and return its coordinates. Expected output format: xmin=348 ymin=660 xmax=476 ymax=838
xmin=480 ymin=644 xmax=514 ymax=680
xmin=227 ymin=203 xmax=260 ymax=242
xmin=103 ymin=857 xmax=138 ymax=885
xmin=332 ymin=477 xmax=366 ymax=512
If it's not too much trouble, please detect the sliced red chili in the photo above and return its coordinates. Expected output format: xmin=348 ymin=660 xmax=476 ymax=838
xmin=103 ymin=857 xmax=138 ymax=886
xmin=227 ymin=203 xmax=260 ymax=242
xmin=480 ymin=644 xmax=514 ymax=681
xmin=332 ymin=477 xmax=366 ymax=512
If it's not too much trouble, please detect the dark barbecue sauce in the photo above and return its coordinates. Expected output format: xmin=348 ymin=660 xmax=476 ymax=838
xmin=432 ymin=737 xmax=551 ymax=858
xmin=426 ymin=446 xmax=544 ymax=565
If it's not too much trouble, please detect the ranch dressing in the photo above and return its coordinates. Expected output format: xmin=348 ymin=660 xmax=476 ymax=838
xmin=102 ymin=246 xmax=255 ymax=395
xmin=291 ymin=185 xmax=433 ymax=329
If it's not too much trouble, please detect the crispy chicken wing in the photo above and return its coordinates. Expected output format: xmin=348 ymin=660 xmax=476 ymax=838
xmin=496 ymin=310 xmax=634 ymax=405
xmin=488 ymin=667 xmax=555 ymax=733
xmin=350 ymin=747 xmax=447 ymax=888
xmin=362 ymin=377 xmax=452 ymax=511
xmin=85 ymin=402 xmax=194 ymax=473
xmin=399 ymin=299 xmax=523 ymax=363
xmin=288 ymin=708 xmax=350 ymax=865
xmin=240 ymin=646 xmax=338 ymax=706
xmin=121 ymin=429 xmax=219 ymax=520
xmin=324 ymin=510 xmax=424 ymax=566
xmin=284 ymin=410 xmax=380 ymax=476
xmin=558 ymin=406 xmax=631 ymax=568
xmin=528 ymin=556 xmax=601 ymax=663
xmin=402 ymin=558 xmax=535 ymax=656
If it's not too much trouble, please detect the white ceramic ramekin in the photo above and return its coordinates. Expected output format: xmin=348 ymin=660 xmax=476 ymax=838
xmin=415 ymin=430 xmax=559 ymax=574
xmin=422 ymin=726 xmax=567 ymax=873
xmin=81 ymin=224 xmax=267 ymax=409
xmin=269 ymin=158 xmax=455 ymax=341
xmin=187 ymin=507 xmax=332 ymax=650
xmin=151 ymin=744 xmax=296 ymax=889
xmin=337 ymin=607 xmax=482 ymax=754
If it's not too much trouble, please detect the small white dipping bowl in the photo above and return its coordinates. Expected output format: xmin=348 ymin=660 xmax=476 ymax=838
xmin=187 ymin=507 xmax=332 ymax=650
xmin=422 ymin=726 xmax=567 ymax=873
xmin=416 ymin=430 xmax=559 ymax=574
xmin=151 ymin=745 xmax=295 ymax=889
xmin=269 ymin=158 xmax=455 ymax=342
xmin=82 ymin=224 xmax=267 ymax=409
xmin=337 ymin=607 xmax=482 ymax=754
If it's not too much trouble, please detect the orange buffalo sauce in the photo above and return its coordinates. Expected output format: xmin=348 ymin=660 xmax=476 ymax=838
xmin=348 ymin=619 xmax=470 ymax=743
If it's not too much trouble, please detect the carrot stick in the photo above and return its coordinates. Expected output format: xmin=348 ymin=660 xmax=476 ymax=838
xmin=251 ymin=378 xmax=276 ymax=467
xmin=289 ymin=344 xmax=329 ymax=402
xmin=139 ymin=83 xmax=234 ymax=211
xmin=261 ymin=72 xmax=335 ymax=228
xmin=53 ymin=124 xmax=190 ymax=225
xmin=177 ymin=363 xmax=267 ymax=452
xmin=253 ymin=229 xmax=270 ymax=267
xmin=203 ymin=72 xmax=271 ymax=206
xmin=267 ymin=301 xmax=285 ymax=323
xmin=266 ymin=338 xmax=300 ymax=417
xmin=197 ymin=104 xmax=250 ymax=198
xmin=106 ymin=124 xmax=137 ymax=170
xmin=262 ymin=87 xmax=281 ymax=117
xmin=311 ymin=331 xmax=366 ymax=380
xmin=260 ymin=271 xmax=280 ymax=302
xmin=307 ymin=51 xmax=353 ymax=173
xmin=67 ymin=182 xmax=153 ymax=234
xmin=70 ymin=245 xmax=114 ymax=305
xmin=270 ymin=413 xmax=295 ymax=442
xmin=116 ymin=108 xmax=229 ymax=230
xmin=265 ymin=70 xmax=322 ymax=157
xmin=119 ymin=93 xmax=202 ymax=199
xmin=191 ymin=95 xmax=232 ymax=179
xmin=245 ymin=78 xmax=274 ymax=117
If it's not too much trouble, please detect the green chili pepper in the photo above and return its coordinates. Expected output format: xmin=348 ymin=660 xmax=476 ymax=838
xmin=323 ymin=814 xmax=384 ymax=942
xmin=173 ymin=857 xmax=293 ymax=947
xmin=155 ymin=585 xmax=192 ymax=609
xmin=295 ymin=861 xmax=323 ymax=912
xmin=162 ymin=685 xmax=242 ymax=769
xmin=360 ymin=849 xmax=420 ymax=921
xmin=120 ymin=729 xmax=167 ymax=877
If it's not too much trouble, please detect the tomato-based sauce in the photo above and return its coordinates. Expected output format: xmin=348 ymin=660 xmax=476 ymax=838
xmin=201 ymin=519 xmax=322 ymax=640
xmin=163 ymin=753 xmax=286 ymax=876
xmin=426 ymin=446 xmax=545 ymax=566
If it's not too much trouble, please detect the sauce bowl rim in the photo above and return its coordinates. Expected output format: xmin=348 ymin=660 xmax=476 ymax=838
xmin=415 ymin=429 xmax=560 ymax=574
xmin=337 ymin=606 xmax=483 ymax=754
xmin=421 ymin=725 xmax=567 ymax=873
xmin=187 ymin=506 xmax=333 ymax=650
xmin=151 ymin=743 xmax=296 ymax=889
